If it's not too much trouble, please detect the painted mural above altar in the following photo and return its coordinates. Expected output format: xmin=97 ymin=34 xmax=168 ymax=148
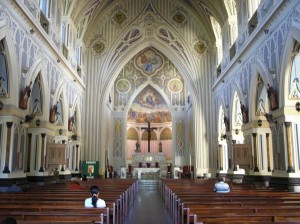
xmin=127 ymin=85 xmax=171 ymax=123
xmin=135 ymin=48 xmax=163 ymax=75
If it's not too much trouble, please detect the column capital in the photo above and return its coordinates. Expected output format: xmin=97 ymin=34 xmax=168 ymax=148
xmin=41 ymin=133 xmax=46 ymax=138
xmin=284 ymin=122 xmax=291 ymax=128
xmin=6 ymin=122 xmax=13 ymax=128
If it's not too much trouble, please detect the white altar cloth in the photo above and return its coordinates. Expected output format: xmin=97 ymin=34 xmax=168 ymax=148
xmin=133 ymin=168 xmax=160 ymax=180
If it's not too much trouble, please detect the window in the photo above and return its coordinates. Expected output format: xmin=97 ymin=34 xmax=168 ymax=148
xmin=39 ymin=0 xmax=51 ymax=18
xmin=0 ymin=40 xmax=9 ymax=97
xmin=248 ymin=0 xmax=261 ymax=19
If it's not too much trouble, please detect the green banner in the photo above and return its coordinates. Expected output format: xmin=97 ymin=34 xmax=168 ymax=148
xmin=82 ymin=161 xmax=99 ymax=179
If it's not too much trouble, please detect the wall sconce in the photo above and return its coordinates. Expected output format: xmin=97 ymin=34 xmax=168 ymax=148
xmin=59 ymin=129 xmax=63 ymax=135
xmin=296 ymin=102 xmax=300 ymax=112
xmin=258 ymin=119 xmax=262 ymax=127
xmin=0 ymin=101 xmax=3 ymax=110
xmin=35 ymin=119 xmax=41 ymax=126
xmin=30 ymin=29 xmax=34 ymax=34
xmin=235 ymin=129 xmax=239 ymax=135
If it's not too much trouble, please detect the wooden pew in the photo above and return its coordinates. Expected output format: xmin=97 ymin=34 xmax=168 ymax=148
xmin=0 ymin=179 xmax=138 ymax=224
xmin=160 ymin=179 xmax=300 ymax=224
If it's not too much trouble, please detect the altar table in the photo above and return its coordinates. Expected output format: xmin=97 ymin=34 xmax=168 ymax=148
xmin=133 ymin=168 xmax=160 ymax=180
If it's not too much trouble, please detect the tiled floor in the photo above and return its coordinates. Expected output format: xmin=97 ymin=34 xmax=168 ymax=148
xmin=124 ymin=180 xmax=173 ymax=224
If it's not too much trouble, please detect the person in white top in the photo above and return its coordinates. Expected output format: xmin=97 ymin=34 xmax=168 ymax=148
xmin=214 ymin=177 xmax=230 ymax=193
xmin=84 ymin=185 xmax=106 ymax=208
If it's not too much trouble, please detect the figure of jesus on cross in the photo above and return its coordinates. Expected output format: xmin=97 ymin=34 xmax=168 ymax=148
xmin=142 ymin=121 xmax=157 ymax=153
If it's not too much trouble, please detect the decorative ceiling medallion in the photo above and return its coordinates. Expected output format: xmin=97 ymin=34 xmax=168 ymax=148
xmin=116 ymin=79 xmax=131 ymax=93
xmin=173 ymin=12 xmax=186 ymax=24
xmin=168 ymin=78 xmax=183 ymax=93
xmin=112 ymin=11 xmax=127 ymax=25
xmin=144 ymin=13 xmax=156 ymax=25
xmin=171 ymin=7 xmax=188 ymax=27
xmin=92 ymin=41 xmax=105 ymax=54
xmin=135 ymin=48 xmax=163 ymax=75
xmin=194 ymin=40 xmax=207 ymax=55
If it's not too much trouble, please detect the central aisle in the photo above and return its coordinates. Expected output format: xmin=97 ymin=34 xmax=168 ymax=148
xmin=124 ymin=180 xmax=173 ymax=224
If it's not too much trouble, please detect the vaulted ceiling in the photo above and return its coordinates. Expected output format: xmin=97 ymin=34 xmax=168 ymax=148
xmin=63 ymin=0 xmax=228 ymax=44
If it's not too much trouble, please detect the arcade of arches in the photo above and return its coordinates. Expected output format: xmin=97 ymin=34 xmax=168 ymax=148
xmin=0 ymin=0 xmax=300 ymax=191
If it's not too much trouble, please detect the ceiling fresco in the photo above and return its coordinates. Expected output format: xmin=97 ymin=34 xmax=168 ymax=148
xmin=114 ymin=47 xmax=185 ymax=111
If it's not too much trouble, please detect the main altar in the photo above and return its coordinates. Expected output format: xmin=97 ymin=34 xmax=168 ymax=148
xmin=129 ymin=122 xmax=169 ymax=179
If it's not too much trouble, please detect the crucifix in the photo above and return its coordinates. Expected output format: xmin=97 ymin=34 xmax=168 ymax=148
xmin=141 ymin=121 xmax=157 ymax=153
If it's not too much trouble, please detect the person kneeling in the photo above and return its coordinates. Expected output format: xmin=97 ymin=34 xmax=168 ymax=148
xmin=214 ymin=177 xmax=230 ymax=193
xmin=85 ymin=185 xmax=106 ymax=208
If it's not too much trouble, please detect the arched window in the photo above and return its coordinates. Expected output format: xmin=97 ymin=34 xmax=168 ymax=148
xmin=247 ymin=0 xmax=261 ymax=19
xmin=256 ymin=75 xmax=268 ymax=115
xmin=233 ymin=92 xmax=243 ymax=127
xmin=39 ymin=0 xmax=51 ymax=18
xmin=289 ymin=42 xmax=300 ymax=98
xmin=31 ymin=74 xmax=43 ymax=116
xmin=0 ymin=40 xmax=8 ymax=97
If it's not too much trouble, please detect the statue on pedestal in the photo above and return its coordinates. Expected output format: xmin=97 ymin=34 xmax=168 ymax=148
xmin=159 ymin=141 xmax=162 ymax=152
xmin=135 ymin=140 xmax=141 ymax=152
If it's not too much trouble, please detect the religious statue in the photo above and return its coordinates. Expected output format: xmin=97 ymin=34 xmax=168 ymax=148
xmin=49 ymin=102 xmax=58 ymax=123
xmin=19 ymin=81 xmax=32 ymax=109
xmin=68 ymin=116 xmax=74 ymax=132
xmin=267 ymin=84 xmax=279 ymax=111
xmin=159 ymin=141 xmax=162 ymax=153
xmin=135 ymin=140 xmax=141 ymax=152
xmin=223 ymin=116 xmax=229 ymax=132
xmin=240 ymin=102 xmax=249 ymax=123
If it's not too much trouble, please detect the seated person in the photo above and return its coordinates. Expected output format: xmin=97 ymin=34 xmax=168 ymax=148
xmin=84 ymin=185 xmax=106 ymax=208
xmin=7 ymin=181 xmax=22 ymax=193
xmin=214 ymin=177 xmax=230 ymax=193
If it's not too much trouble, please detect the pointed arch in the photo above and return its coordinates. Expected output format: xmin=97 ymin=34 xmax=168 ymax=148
xmin=279 ymin=26 xmax=300 ymax=107
xmin=248 ymin=59 xmax=272 ymax=120
xmin=53 ymin=82 xmax=68 ymax=129
xmin=26 ymin=59 xmax=50 ymax=121
xmin=0 ymin=22 xmax=20 ymax=105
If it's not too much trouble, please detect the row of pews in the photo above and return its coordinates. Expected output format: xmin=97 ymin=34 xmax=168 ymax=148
xmin=0 ymin=179 xmax=138 ymax=224
xmin=160 ymin=178 xmax=300 ymax=224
